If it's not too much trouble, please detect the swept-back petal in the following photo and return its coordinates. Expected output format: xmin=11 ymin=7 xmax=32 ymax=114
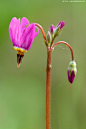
xmin=20 ymin=23 xmax=35 ymax=50
xmin=9 ymin=17 xmax=18 ymax=28
xmin=9 ymin=17 xmax=21 ymax=47
xmin=34 ymin=26 xmax=39 ymax=38
xmin=20 ymin=17 xmax=29 ymax=34
xmin=9 ymin=17 xmax=17 ymax=43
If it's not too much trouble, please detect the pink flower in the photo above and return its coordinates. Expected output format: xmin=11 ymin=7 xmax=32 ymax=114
xmin=9 ymin=17 xmax=39 ymax=68
xmin=9 ymin=17 xmax=39 ymax=51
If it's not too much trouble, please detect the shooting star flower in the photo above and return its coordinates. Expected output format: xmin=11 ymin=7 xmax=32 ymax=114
xmin=9 ymin=17 xmax=39 ymax=68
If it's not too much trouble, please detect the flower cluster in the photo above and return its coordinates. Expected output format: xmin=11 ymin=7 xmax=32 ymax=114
xmin=46 ymin=21 xmax=65 ymax=47
xmin=50 ymin=21 xmax=65 ymax=37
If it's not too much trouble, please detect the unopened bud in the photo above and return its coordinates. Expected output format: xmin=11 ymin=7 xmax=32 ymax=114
xmin=50 ymin=25 xmax=55 ymax=36
xmin=54 ymin=21 xmax=65 ymax=37
xmin=47 ymin=31 xmax=52 ymax=44
xmin=57 ymin=21 xmax=65 ymax=30
xmin=67 ymin=61 xmax=77 ymax=84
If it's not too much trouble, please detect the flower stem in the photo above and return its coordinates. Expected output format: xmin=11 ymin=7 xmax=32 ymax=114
xmin=46 ymin=49 xmax=52 ymax=129
xmin=52 ymin=41 xmax=74 ymax=60
xmin=35 ymin=23 xmax=47 ymax=41
xmin=50 ymin=37 xmax=55 ymax=48
xmin=35 ymin=23 xmax=52 ymax=129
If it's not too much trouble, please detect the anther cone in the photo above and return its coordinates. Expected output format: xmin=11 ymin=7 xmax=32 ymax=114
xmin=17 ymin=54 xmax=24 ymax=68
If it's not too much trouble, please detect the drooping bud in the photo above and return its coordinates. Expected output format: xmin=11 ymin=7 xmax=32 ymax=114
xmin=67 ymin=61 xmax=77 ymax=84
xmin=47 ymin=31 xmax=52 ymax=46
xmin=50 ymin=25 xmax=55 ymax=36
xmin=54 ymin=21 xmax=65 ymax=37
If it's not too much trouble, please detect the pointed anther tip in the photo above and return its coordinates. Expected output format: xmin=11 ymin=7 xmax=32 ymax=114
xmin=17 ymin=62 xmax=21 ymax=71
xmin=17 ymin=52 xmax=24 ymax=69
xmin=17 ymin=63 xmax=20 ymax=68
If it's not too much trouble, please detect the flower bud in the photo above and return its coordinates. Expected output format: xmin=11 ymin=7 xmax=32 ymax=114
xmin=67 ymin=61 xmax=77 ymax=84
xmin=47 ymin=31 xmax=52 ymax=45
xmin=54 ymin=21 xmax=65 ymax=37
xmin=50 ymin=25 xmax=55 ymax=35
xmin=57 ymin=21 xmax=65 ymax=30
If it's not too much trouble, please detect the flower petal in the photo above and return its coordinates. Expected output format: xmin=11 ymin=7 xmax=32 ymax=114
xmin=9 ymin=17 xmax=21 ymax=47
xmin=20 ymin=17 xmax=29 ymax=34
xmin=9 ymin=17 xmax=17 ymax=43
xmin=20 ymin=23 xmax=35 ymax=50
xmin=34 ymin=26 xmax=39 ymax=38
xmin=68 ymin=70 xmax=75 ymax=84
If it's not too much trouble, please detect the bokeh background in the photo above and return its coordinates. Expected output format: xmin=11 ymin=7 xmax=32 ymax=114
xmin=0 ymin=0 xmax=86 ymax=129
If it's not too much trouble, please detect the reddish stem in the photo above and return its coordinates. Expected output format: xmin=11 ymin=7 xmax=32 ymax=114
xmin=35 ymin=23 xmax=51 ymax=129
xmin=35 ymin=23 xmax=47 ymax=41
xmin=46 ymin=49 xmax=52 ymax=129
xmin=52 ymin=41 xmax=74 ymax=60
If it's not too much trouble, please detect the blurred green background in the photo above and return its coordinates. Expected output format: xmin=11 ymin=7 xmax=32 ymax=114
xmin=0 ymin=0 xmax=86 ymax=129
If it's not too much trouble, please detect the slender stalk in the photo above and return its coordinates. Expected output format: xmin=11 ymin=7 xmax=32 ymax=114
xmin=52 ymin=41 xmax=74 ymax=60
xmin=35 ymin=23 xmax=47 ymax=41
xmin=46 ymin=49 xmax=52 ymax=129
xmin=50 ymin=37 xmax=55 ymax=48
xmin=35 ymin=23 xmax=51 ymax=129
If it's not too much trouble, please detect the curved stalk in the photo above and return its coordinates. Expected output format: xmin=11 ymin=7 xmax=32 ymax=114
xmin=52 ymin=41 xmax=74 ymax=60
xmin=35 ymin=23 xmax=47 ymax=41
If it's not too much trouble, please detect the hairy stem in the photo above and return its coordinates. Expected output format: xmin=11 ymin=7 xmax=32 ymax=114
xmin=52 ymin=41 xmax=74 ymax=60
xmin=46 ymin=49 xmax=52 ymax=129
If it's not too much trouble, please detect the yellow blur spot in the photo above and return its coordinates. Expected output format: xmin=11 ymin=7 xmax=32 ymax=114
xmin=17 ymin=63 xmax=20 ymax=68
xmin=26 ymin=24 xmax=29 ymax=27
xmin=44 ymin=68 xmax=46 ymax=72
xmin=49 ymin=65 xmax=52 ymax=69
